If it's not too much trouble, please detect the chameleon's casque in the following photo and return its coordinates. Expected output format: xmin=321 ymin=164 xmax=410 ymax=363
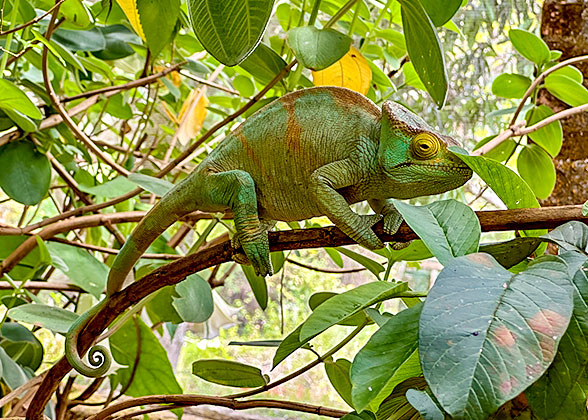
xmin=66 ymin=86 xmax=472 ymax=377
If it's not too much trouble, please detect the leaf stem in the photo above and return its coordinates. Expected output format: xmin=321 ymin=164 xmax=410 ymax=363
xmin=308 ymin=0 xmax=322 ymax=26
xmin=0 ymin=0 xmax=20 ymax=75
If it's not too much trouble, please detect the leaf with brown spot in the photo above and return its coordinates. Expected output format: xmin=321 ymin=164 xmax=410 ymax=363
xmin=420 ymin=253 xmax=573 ymax=420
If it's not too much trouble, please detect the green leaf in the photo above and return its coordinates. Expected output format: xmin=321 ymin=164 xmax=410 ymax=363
xmin=351 ymin=304 xmax=423 ymax=412
xmin=545 ymin=73 xmax=588 ymax=107
xmin=92 ymin=25 xmax=140 ymax=60
xmin=402 ymin=61 xmax=426 ymax=91
xmin=241 ymin=265 xmax=268 ymax=310
xmin=0 ymin=347 xmax=30 ymax=390
xmin=335 ymin=247 xmax=385 ymax=278
xmin=172 ymin=273 xmax=214 ymax=323
xmin=419 ymin=0 xmax=461 ymax=26
xmin=128 ymin=173 xmax=173 ymax=196
xmin=233 ymin=75 xmax=255 ymax=97
xmin=2 ymin=108 xmax=38 ymax=132
xmin=239 ymin=43 xmax=287 ymax=84
xmin=0 ymin=322 xmax=44 ymax=371
xmin=341 ymin=411 xmax=376 ymax=420
xmin=451 ymin=149 xmax=539 ymax=209
xmin=479 ymin=237 xmax=542 ymax=269
xmin=399 ymin=0 xmax=447 ymax=107
xmin=516 ymin=144 xmax=556 ymax=200
xmin=325 ymin=359 xmax=354 ymax=408
xmin=389 ymin=240 xmax=433 ymax=262
xmin=541 ymin=221 xmax=588 ymax=254
xmin=299 ymin=281 xmax=408 ymax=342
xmin=527 ymin=252 xmax=588 ymax=419
xmin=406 ymin=389 xmax=445 ymax=420
xmin=0 ymin=79 xmax=42 ymax=119
xmin=146 ymin=285 xmax=183 ymax=324
xmin=137 ymin=0 xmax=180 ymax=56
xmin=46 ymin=242 xmax=107 ymax=298
xmin=392 ymin=199 xmax=480 ymax=265
xmin=78 ymin=176 xmax=137 ymax=198
xmin=270 ymin=250 xmax=285 ymax=273
xmin=192 ymin=359 xmax=268 ymax=387
xmin=420 ymin=253 xmax=573 ymax=419
xmin=0 ymin=236 xmax=45 ymax=281
xmin=491 ymin=73 xmax=532 ymax=98
xmin=0 ymin=141 xmax=51 ymax=205
xmin=188 ymin=0 xmax=275 ymax=66
xmin=526 ymin=105 xmax=563 ymax=157
xmin=509 ymin=28 xmax=550 ymax=65
xmin=287 ymin=26 xmax=351 ymax=71
xmin=309 ymin=292 xmax=369 ymax=326
xmin=7 ymin=304 xmax=78 ymax=334
xmin=272 ymin=323 xmax=308 ymax=368
xmin=104 ymin=93 xmax=132 ymax=120
xmin=583 ymin=201 xmax=588 ymax=217
xmin=367 ymin=59 xmax=393 ymax=88
xmin=472 ymin=135 xmax=517 ymax=162
xmin=552 ymin=65 xmax=583 ymax=83
xmin=52 ymin=27 xmax=106 ymax=51
xmin=325 ymin=247 xmax=344 ymax=267
xmin=111 ymin=318 xmax=183 ymax=399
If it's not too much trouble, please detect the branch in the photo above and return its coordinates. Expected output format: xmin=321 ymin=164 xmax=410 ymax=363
xmin=27 ymin=205 xmax=588 ymax=418
xmin=86 ymin=395 xmax=348 ymax=420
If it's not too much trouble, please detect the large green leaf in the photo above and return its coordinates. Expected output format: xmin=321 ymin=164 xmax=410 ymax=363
xmin=400 ymin=0 xmax=447 ymax=107
xmin=172 ymin=273 xmax=214 ymax=323
xmin=545 ymin=73 xmax=588 ymax=107
xmin=299 ymin=281 xmax=408 ymax=342
xmin=0 ymin=236 xmax=46 ymax=281
xmin=420 ymin=253 xmax=573 ymax=419
xmin=0 ymin=347 xmax=30 ymax=390
xmin=146 ymin=286 xmax=183 ymax=325
xmin=110 ymin=318 xmax=183 ymax=398
xmin=240 ymin=43 xmax=287 ymax=83
xmin=527 ymin=251 xmax=588 ymax=419
xmin=92 ymin=25 xmax=140 ymax=60
xmin=78 ymin=176 xmax=137 ymax=198
xmin=335 ymin=247 xmax=385 ymax=279
xmin=526 ymin=105 xmax=562 ymax=157
xmin=241 ymin=264 xmax=268 ymax=310
xmin=509 ymin=28 xmax=550 ymax=65
xmin=287 ymin=26 xmax=351 ymax=71
xmin=419 ymin=0 xmax=461 ymax=26
xmin=393 ymin=199 xmax=480 ymax=265
xmin=192 ymin=359 xmax=268 ymax=387
xmin=0 ymin=79 xmax=42 ymax=119
xmin=0 ymin=141 xmax=51 ymax=205
xmin=491 ymin=73 xmax=532 ymax=99
xmin=351 ymin=303 xmax=423 ymax=412
xmin=188 ymin=0 xmax=275 ymax=66
xmin=479 ymin=237 xmax=542 ymax=269
xmin=452 ymin=149 xmax=539 ymax=209
xmin=137 ymin=0 xmax=180 ymax=56
xmin=46 ymin=242 xmax=108 ymax=298
xmin=516 ymin=143 xmax=556 ymax=200
xmin=52 ymin=27 xmax=106 ymax=52
xmin=128 ymin=174 xmax=173 ymax=197
xmin=8 ymin=304 xmax=78 ymax=334
xmin=541 ymin=221 xmax=588 ymax=254
xmin=406 ymin=389 xmax=445 ymax=420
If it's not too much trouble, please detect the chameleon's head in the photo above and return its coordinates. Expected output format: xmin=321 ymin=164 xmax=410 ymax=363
xmin=377 ymin=101 xmax=472 ymax=198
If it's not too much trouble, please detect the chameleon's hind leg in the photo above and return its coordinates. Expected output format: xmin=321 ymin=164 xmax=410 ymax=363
xmin=232 ymin=219 xmax=276 ymax=266
xmin=203 ymin=170 xmax=273 ymax=276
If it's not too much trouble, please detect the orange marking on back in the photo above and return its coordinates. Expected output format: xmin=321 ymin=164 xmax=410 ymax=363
xmin=235 ymin=129 xmax=267 ymax=177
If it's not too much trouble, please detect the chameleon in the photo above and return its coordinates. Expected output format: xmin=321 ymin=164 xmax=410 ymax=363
xmin=65 ymin=86 xmax=472 ymax=377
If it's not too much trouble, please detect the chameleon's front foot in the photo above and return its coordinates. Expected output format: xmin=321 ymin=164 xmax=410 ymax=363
xmin=231 ymin=235 xmax=272 ymax=277
xmin=352 ymin=214 xmax=385 ymax=250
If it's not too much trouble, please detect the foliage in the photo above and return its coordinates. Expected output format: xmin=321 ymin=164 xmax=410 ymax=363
xmin=0 ymin=0 xmax=587 ymax=419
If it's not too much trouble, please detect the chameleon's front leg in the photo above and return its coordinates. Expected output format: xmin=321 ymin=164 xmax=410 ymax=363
xmin=204 ymin=170 xmax=272 ymax=276
xmin=310 ymin=159 xmax=383 ymax=250
xmin=368 ymin=198 xmax=403 ymax=235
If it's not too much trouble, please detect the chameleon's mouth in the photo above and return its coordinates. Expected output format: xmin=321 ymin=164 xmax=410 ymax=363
xmin=390 ymin=162 xmax=472 ymax=172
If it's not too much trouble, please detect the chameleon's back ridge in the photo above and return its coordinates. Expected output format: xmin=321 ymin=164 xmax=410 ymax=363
xmin=66 ymin=86 xmax=472 ymax=377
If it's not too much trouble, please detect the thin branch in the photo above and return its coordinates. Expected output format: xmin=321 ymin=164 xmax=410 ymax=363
xmin=87 ymin=395 xmax=348 ymax=420
xmin=28 ymin=205 xmax=588 ymax=419
xmin=473 ymin=103 xmax=588 ymax=156
xmin=0 ymin=0 xmax=67 ymax=36
xmin=0 ymin=281 xmax=82 ymax=291
xmin=286 ymin=258 xmax=366 ymax=273
xmin=179 ymin=70 xmax=240 ymax=95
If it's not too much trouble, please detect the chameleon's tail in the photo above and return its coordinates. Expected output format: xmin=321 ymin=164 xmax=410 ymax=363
xmin=66 ymin=177 xmax=200 ymax=377
xmin=107 ymin=179 xmax=200 ymax=295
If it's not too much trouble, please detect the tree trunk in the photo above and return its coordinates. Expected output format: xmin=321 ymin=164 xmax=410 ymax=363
xmin=540 ymin=0 xmax=588 ymax=206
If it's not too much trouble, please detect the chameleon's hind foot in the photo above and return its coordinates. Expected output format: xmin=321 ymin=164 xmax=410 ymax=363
xmin=231 ymin=235 xmax=272 ymax=277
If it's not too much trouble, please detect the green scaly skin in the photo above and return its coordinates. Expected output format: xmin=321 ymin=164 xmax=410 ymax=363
xmin=66 ymin=87 xmax=472 ymax=377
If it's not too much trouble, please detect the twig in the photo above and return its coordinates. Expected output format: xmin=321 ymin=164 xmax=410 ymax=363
xmin=179 ymin=70 xmax=240 ymax=95
xmin=0 ymin=0 xmax=67 ymax=36
xmin=86 ymin=395 xmax=348 ymax=420
xmin=286 ymin=258 xmax=366 ymax=273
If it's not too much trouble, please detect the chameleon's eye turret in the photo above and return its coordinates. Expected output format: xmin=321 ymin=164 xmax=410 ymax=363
xmin=410 ymin=133 xmax=440 ymax=160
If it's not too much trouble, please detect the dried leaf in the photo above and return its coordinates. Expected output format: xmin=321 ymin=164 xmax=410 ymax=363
xmin=312 ymin=46 xmax=372 ymax=95
xmin=177 ymin=89 xmax=209 ymax=145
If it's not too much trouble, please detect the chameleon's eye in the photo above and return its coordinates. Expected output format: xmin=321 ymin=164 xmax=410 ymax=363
xmin=411 ymin=133 xmax=440 ymax=160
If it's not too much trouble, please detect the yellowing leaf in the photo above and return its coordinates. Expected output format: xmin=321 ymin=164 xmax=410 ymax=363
xmin=161 ymin=101 xmax=179 ymax=124
xmin=154 ymin=65 xmax=182 ymax=87
xmin=177 ymin=89 xmax=209 ymax=145
xmin=115 ymin=0 xmax=145 ymax=40
xmin=312 ymin=46 xmax=372 ymax=95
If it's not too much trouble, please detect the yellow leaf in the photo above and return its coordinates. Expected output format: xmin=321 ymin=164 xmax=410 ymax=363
xmin=161 ymin=101 xmax=179 ymax=124
xmin=115 ymin=0 xmax=145 ymax=40
xmin=177 ymin=89 xmax=209 ymax=145
xmin=312 ymin=46 xmax=372 ymax=95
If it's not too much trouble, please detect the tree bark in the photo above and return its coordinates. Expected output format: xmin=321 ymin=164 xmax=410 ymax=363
xmin=540 ymin=0 xmax=588 ymax=205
